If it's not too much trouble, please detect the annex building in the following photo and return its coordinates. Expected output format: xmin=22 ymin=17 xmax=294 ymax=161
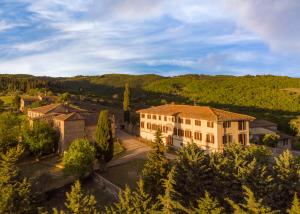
xmin=27 ymin=103 xmax=101 ymax=153
xmin=137 ymin=104 xmax=255 ymax=152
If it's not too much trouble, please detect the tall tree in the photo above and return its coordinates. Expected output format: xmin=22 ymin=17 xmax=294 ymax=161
xmin=123 ymin=83 xmax=130 ymax=123
xmin=226 ymin=186 xmax=275 ymax=214
xmin=22 ymin=120 xmax=58 ymax=158
xmin=272 ymin=150 xmax=300 ymax=210
xmin=287 ymin=194 xmax=300 ymax=214
xmin=106 ymin=180 xmax=157 ymax=214
xmin=0 ymin=146 xmax=32 ymax=214
xmin=64 ymin=181 xmax=98 ymax=214
xmin=94 ymin=110 xmax=114 ymax=163
xmin=142 ymin=129 xmax=170 ymax=198
xmin=0 ymin=112 xmax=20 ymax=152
xmin=12 ymin=94 xmax=20 ymax=111
xmin=63 ymin=139 xmax=96 ymax=178
xmin=173 ymin=143 xmax=214 ymax=206
xmin=189 ymin=192 xmax=225 ymax=214
xmin=158 ymin=167 xmax=186 ymax=214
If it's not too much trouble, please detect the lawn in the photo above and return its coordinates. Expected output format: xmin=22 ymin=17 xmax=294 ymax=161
xmin=101 ymin=159 xmax=146 ymax=189
xmin=0 ymin=96 xmax=13 ymax=104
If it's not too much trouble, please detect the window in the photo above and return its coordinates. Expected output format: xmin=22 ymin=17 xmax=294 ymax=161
xmin=194 ymin=132 xmax=202 ymax=141
xmin=185 ymin=119 xmax=191 ymax=125
xmin=164 ymin=116 xmax=167 ymax=121
xmin=177 ymin=117 xmax=183 ymax=123
xmin=238 ymin=121 xmax=246 ymax=130
xmin=147 ymin=114 xmax=151 ymax=119
xmin=147 ymin=123 xmax=151 ymax=130
xmin=239 ymin=134 xmax=247 ymax=145
xmin=223 ymin=134 xmax=233 ymax=144
xmin=195 ymin=120 xmax=201 ymax=126
xmin=158 ymin=115 xmax=161 ymax=120
xmin=223 ymin=121 xmax=231 ymax=128
xmin=185 ymin=130 xmax=192 ymax=138
xmin=152 ymin=115 xmax=157 ymax=120
xmin=140 ymin=122 xmax=145 ymax=129
xmin=173 ymin=128 xmax=178 ymax=136
xmin=158 ymin=124 xmax=162 ymax=131
xmin=151 ymin=124 xmax=158 ymax=131
xmin=172 ymin=117 xmax=175 ymax=122
xmin=178 ymin=129 xmax=184 ymax=137
xmin=206 ymin=134 xmax=215 ymax=143
xmin=163 ymin=126 xmax=168 ymax=133
xmin=207 ymin=121 xmax=214 ymax=128
xmin=141 ymin=114 xmax=145 ymax=118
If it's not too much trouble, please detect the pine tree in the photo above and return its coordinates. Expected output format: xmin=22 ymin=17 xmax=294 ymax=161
xmin=287 ymin=194 xmax=300 ymax=214
xmin=173 ymin=143 xmax=213 ymax=206
xmin=64 ymin=180 xmax=98 ymax=214
xmin=142 ymin=129 xmax=170 ymax=198
xmin=189 ymin=192 xmax=225 ymax=214
xmin=226 ymin=186 xmax=275 ymax=214
xmin=158 ymin=167 xmax=186 ymax=214
xmin=272 ymin=150 xmax=300 ymax=210
xmin=0 ymin=145 xmax=32 ymax=214
xmin=106 ymin=180 xmax=157 ymax=213
xmin=123 ymin=83 xmax=130 ymax=123
xmin=94 ymin=110 xmax=114 ymax=163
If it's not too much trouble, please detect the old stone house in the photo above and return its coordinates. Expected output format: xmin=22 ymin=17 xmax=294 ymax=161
xmin=27 ymin=103 xmax=109 ymax=154
xmin=20 ymin=95 xmax=56 ymax=112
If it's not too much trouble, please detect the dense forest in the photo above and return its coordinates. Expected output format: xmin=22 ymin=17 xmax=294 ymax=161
xmin=1 ymin=74 xmax=300 ymax=132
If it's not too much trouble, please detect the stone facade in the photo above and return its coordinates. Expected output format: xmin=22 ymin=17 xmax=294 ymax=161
xmin=27 ymin=103 xmax=111 ymax=154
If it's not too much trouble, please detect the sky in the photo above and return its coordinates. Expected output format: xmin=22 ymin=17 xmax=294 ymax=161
xmin=0 ymin=0 xmax=300 ymax=77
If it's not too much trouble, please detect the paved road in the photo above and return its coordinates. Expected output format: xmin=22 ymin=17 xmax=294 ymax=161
xmin=108 ymin=129 xmax=177 ymax=167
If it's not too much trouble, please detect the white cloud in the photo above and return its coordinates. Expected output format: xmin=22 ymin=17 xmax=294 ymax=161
xmin=225 ymin=0 xmax=300 ymax=53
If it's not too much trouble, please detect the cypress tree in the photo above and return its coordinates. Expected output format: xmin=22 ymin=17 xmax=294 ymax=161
xmin=123 ymin=83 xmax=130 ymax=124
xmin=94 ymin=110 xmax=114 ymax=163
xmin=142 ymin=129 xmax=170 ymax=198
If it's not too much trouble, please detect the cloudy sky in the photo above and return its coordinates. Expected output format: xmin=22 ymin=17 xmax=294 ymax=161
xmin=0 ymin=0 xmax=299 ymax=77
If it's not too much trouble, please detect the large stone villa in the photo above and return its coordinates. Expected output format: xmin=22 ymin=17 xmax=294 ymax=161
xmin=27 ymin=103 xmax=101 ymax=153
xmin=138 ymin=104 xmax=255 ymax=152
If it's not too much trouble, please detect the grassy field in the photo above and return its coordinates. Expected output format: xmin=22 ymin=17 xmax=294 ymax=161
xmin=281 ymin=88 xmax=300 ymax=94
xmin=0 ymin=96 xmax=13 ymax=104
xmin=101 ymin=159 xmax=146 ymax=189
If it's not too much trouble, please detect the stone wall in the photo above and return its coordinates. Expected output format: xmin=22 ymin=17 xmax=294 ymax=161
xmin=93 ymin=173 xmax=123 ymax=200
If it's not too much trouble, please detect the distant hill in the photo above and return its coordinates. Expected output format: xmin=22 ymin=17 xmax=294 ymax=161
xmin=2 ymin=73 xmax=300 ymax=132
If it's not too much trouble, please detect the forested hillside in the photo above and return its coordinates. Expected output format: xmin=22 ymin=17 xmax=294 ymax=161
xmin=1 ymin=74 xmax=300 ymax=131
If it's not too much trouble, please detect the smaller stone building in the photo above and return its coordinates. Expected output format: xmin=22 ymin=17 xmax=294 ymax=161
xmin=20 ymin=95 xmax=56 ymax=112
xmin=27 ymin=103 xmax=108 ymax=154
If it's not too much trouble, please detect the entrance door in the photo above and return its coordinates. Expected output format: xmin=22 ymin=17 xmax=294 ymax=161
xmin=166 ymin=135 xmax=173 ymax=146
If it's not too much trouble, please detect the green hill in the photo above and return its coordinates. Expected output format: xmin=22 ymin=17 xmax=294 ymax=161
xmin=2 ymin=73 xmax=300 ymax=132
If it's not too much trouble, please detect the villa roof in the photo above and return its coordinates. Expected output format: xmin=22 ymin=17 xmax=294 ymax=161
xmin=54 ymin=112 xmax=85 ymax=121
xmin=250 ymin=119 xmax=277 ymax=128
xmin=137 ymin=104 xmax=255 ymax=122
xmin=28 ymin=103 xmax=87 ymax=114
xmin=21 ymin=96 xmax=39 ymax=101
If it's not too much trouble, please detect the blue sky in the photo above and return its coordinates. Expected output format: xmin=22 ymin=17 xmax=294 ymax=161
xmin=0 ymin=0 xmax=300 ymax=77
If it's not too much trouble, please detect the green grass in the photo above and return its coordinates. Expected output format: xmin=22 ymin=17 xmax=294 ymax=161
xmin=0 ymin=96 xmax=13 ymax=104
xmin=101 ymin=159 xmax=146 ymax=189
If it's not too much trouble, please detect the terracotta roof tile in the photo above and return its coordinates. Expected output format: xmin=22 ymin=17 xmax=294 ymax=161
xmin=54 ymin=112 xmax=85 ymax=121
xmin=137 ymin=104 xmax=255 ymax=121
xmin=29 ymin=103 xmax=87 ymax=114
